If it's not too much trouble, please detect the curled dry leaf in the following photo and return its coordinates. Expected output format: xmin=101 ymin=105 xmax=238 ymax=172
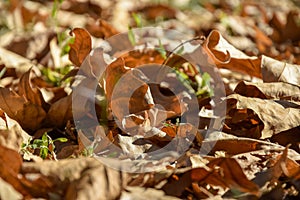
xmin=15 ymin=103 xmax=46 ymax=132
xmin=0 ymin=88 xmax=46 ymax=132
xmin=234 ymin=81 xmax=300 ymax=101
xmin=5 ymin=31 xmax=55 ymax=61
xmin=191 ymin=157 xmax=260 ymax=196
xmin=252 ymin=145 xmax=300 ymax=196
xmin=19 ymin=68 xmax=49 ymax=110
xmin=203 ymin=30 xmax=262 ymax=78
xmin=261 ymin=55 xmax=300 ymax=85
xmin=203 ymin=30 xmax=300 ymax=85
xmin=162 ymin=157 xmax=259 ymax=197
xmin=226 ymin=94 xmax=300 ymax=138
xmin=21 ymin=158 xmax=128 ymax=200
xmin=69 ymin=28 xmax=92 ymax=67
xmin=0 ymin=111 xmax=30 ymax=151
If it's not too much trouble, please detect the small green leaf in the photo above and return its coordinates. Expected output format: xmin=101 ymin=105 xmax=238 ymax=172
xmin=128 ymin=26 xmax=136 ymax=46
xmin=53 ymin=138 xmax=68 ymax=142
xmin=42 ymin=133 xmax=48 ymax=143
xmin=132 ymin=13 xmax=143 ymax=28
xmin=155 ymin=39 xmax=167 ymax=59
xmin=33 ymin=139 xmax=43 ymax=145
xmin=40 ymin=147 xmax=48 ymax=159
xmin=201 ymin=72 xmax=211 ymax=87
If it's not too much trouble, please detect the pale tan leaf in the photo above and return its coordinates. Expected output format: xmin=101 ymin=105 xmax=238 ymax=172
xmin=0 ymin=112 xmax=30 ymax=151
xmin=261 ymin=55 xmax=300 ymax=85
xmin=234 ymin=81 xmax=300 ymax=101
xmin=227 ymin=94 xmax=300 ymax=138
xmin=21 ymin=158 xmax=128 ymax=200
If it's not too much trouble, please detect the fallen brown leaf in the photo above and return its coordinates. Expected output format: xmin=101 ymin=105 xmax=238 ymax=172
xmin=226 ymin=94 xmax=300 ymax=138
xmin=69 ymin=28 xmax=92 ymax=67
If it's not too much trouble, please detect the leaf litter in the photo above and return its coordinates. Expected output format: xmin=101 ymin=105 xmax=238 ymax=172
xmin=0 ymin=0 xmax=300 ymax=199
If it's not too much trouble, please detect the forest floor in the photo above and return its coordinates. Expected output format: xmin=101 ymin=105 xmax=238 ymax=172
xmin=0 ymin=0 xmax=300 ymax=199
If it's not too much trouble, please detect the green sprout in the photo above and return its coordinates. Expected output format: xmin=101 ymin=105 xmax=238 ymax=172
xmin=51 ymin=0 xmax=64 ymax=19
xmin=195 ymin=72 xmax=214 ymax=97
xmin=57 ymin=31 xmax=75 ymax=56
xmin=132 ymin=13 xmax=143 ymax=28
xmin=41 ymin=65 xmax=73 ymax=86
xmin=155 ymin=39 xmax=167 ymax=59
xmin=21 ymin=132 xmax=67 ymax=160
xmin=128 ymin=26 xmax=136 ymax=46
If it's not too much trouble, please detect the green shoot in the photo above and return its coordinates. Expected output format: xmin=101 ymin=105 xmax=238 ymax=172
xmin=41 ymin=65 xmax=73 ymax=86
xmin=155 ymin=39 xmax=167 ymax=59
xmin=81 ymin=146 xmax=95 ymax=157
xmin=128 ymin=26 xmax=136 ymax=46
xmin=51 ymin=0 xmax=64 ymax=19
xmin=196 ymin=72 xmax=214 ymax=97
xmin=21 ymin=132 xmax=67 ymax=160
xmin=57 ymin=31 xmax=75 ymax=56
xmin=132 ymin=13 xmax=143 ymax=28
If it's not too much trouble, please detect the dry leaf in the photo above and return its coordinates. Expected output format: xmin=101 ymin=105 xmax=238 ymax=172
xmin=0 ymin=144 xmax=30 ymax=198
xmin=0 ymin=88 xmax=25 ymax=120
xmin=203 ymin=30 xmax=262 ymax=78
xmin=86 ymin=19 xmax=119 ymax=39
xmin=21 ymin=158 xmax=128 ymax=199
xmin=261 ymin=55 xmax=300 ymax=85
xmin=46 ymin=95 xmax=72 ymax=128
xmin=16 ymin=102 xmax=46 ymax=132
xmin=234 ymin=81 xmax=300 ymax=101
xmin=69 ymin=28 xmax=92 ymax=67
xmin=270 ymin=11 xmax=300 ymax=42
xmin=191 ymin=157 xmax=259 ymax=195
xmin=19 ymin=68 xmax=49 ymax=110
xmin=0 ymin=111 xmax=30 ymax=151
xmin=226 ymin=94 xmax=300 ymax=138
xmin=135 ymin=4 xmax=176 ymax=20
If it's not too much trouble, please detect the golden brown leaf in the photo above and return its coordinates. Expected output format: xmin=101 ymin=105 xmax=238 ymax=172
xmin=69 ymin=28 xmax=92 ymax=67
xmin=203 ymin=30 xmax=262 ymax=78
xmin=19 ymin=68 xmax=48 ymax=110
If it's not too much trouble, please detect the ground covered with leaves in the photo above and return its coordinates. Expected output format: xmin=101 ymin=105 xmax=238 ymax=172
xmin=0 ymin=0 xmax=300 ymax=199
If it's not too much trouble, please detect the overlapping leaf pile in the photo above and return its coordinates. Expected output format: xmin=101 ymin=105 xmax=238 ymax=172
xmin=0 ymin=0 xmax=300 ymax=199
